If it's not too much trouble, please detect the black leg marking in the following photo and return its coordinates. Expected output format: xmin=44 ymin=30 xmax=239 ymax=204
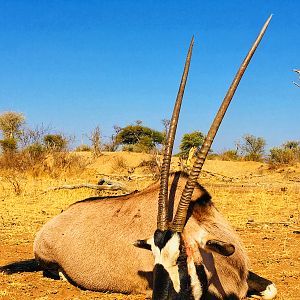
xmin=0 ymin=259 xmax=42 ymax=274
xmin=247 ymin=271 xmax=277 ymax=299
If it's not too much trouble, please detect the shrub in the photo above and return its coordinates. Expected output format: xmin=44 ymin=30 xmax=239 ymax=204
xmin=112 ymin=157 xmax=128 ymax=171
xmin=283 ymin=140 xmax=300 ymax=150
xmin=240 ymin=134 xmax=266 ymax=162
xmin=0 ymin=152 xmax=21 ymax=170
xmin=219 ymin=150 xmax=240 ymax=161
xmin=75 ymin=144 xmax=91 ymax=152
xmin=0 ymin=138 xmax=17 ymax=153
xmin=44 ymin=134 xmax=68 ymax=151
xmin=23 ymin=143 xmax=46 ymax=161
xmin=138 ymin=158 xmax=160 ymax=176
xmin=0 ymin=146 xmax=89 ymax=177
xmin=207 ymin=153 xmax=219 ymax=160
xmin=269 ymin=147 xmax=300 ymax=166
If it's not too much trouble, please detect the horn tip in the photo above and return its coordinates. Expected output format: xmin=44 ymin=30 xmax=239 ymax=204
xmin=190 ymin=35 xmax=195 ymax=46
xmin=266 ymin=14 xmax=273 ymax=24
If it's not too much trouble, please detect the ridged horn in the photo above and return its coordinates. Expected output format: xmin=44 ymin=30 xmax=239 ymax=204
xmin=171 ymin=15 xmax=272 ymax=232
xmin=157 ymin=36 xmax=194 ymax=231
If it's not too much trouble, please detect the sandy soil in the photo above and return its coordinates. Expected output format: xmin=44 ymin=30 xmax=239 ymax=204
xmin=0 ymin=152 xmax=299 ymax=299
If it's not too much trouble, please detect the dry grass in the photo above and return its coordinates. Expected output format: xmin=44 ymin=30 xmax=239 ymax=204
xmin=0 ymin=152 xmax=300 ymax=299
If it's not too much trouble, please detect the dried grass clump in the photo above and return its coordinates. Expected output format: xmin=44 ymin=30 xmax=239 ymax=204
xmin=218 ymin=150 xmax=240 ymax=161
xmin=0 ymin=151 xmax=90 ymax=178
xmin=138 ymin=158 xmax=160 ymax=175
xmin=42 ymin=152 xmax=90 ymax=178
xmin=111 ymin=156 xmax=128 ymax=171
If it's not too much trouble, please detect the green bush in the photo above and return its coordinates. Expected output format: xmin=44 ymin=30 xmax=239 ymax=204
xmin=23 ymin=143 xmax=46 ymax=161
xmin=269 ymin=147 xmax=300 ymax=165
xmin=75 ymin=144 xmax=91 ymax=152
xmin=240 ymin=134 xmax=266 ymax=161
xmin=44 ymin=134 xmax=68 ymax=151
xmin=122 ymin=141 xmax=151 ymax=153
xmin=0 ymin=138 xmax=17 ymax=153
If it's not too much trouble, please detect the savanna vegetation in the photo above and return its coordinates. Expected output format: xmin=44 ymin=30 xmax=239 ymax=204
xmin=0 ymin=111 xmax=299 ymax=299
xmin=1 ymin=111 xmax=300 ymax=169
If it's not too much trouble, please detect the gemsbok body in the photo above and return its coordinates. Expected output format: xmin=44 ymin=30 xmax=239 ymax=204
xmin=1 ymin=16 xmax=277 ymax=300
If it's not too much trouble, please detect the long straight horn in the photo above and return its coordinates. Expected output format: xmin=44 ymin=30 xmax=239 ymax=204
xmin=157 ymin=37 xmax=194 ymax=231
xmin=171 ymin=15 xmax=272 ymax=232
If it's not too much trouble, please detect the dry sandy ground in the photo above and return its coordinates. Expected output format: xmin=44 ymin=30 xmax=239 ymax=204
xmin=0 ymin=152 xmax=299 ymax=299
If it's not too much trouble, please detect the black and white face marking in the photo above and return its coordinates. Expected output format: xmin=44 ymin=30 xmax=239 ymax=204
xmin=134 ymin=229 xmax=236 ymax=300
xmin=135 ymin=229 xmax=206 ymax=300
xmin=152 ymin=229 xmax=193 ymax=300
xmin=152 ymin=230 xmax=182 ymax=299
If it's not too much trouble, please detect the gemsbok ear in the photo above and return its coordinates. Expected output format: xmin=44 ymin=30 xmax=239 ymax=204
xmin=133 ymin=239 xmax=152 ymax=251
xmin=205 ymin=239 xmax=235 ymax=256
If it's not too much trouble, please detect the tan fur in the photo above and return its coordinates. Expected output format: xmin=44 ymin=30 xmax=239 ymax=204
xmin=34 ymin=173 xmax=248 ymax=298
xmin=183 ymin=204 xmax=249 ymax=298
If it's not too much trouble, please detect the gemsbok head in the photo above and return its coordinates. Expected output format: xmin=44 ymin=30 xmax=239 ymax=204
xmin=1 ymin=15 xmax=277 ymax=300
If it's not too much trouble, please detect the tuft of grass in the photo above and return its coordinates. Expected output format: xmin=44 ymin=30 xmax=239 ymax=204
xmin=138 ymin=158 xmax=160 ymax=176
xmin=112 ymin=156 xmax=128 ymax=171
xmin=0 ymin=151 xmax=89 ymax=178
xmin=218 ymin=150 xmax=240 ymax=161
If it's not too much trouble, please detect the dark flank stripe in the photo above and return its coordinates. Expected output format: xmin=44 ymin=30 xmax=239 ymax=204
xmin=70 ymin=190 xmax=138 ymax=206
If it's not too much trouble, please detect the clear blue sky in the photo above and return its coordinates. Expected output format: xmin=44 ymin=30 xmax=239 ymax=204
xmin=0 ymin=1 xmax=299 ymax=152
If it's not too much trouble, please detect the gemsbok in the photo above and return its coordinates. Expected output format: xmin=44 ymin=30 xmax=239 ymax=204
xmin=1 ymin=15 xmax=277 ymax=300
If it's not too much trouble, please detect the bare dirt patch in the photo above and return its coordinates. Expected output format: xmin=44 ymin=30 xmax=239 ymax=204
xmin=0 ymin=152 xmax=299 ymax=299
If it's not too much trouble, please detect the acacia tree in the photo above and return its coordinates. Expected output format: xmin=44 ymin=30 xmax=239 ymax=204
xmin=179 ymin=131 xmax=205 ymax=157
xmin=116 ymin=124 xmax=164 ymax=153
xmin=0 ymin=111 xmax=25 ymax=153
xmin=240 ymin=134 xmax=266 ymax=161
